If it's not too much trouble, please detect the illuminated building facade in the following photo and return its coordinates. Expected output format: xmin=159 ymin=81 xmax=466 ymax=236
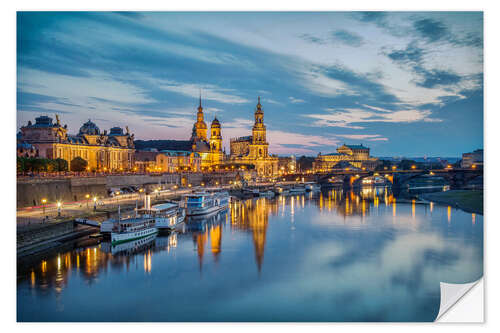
xmin=156 ymin=150 xmax=201 ymax=172
xmin=313 ymin=144 xmax=379 ymax=172
xmin=19 ymin=115 xmax=135 ymax=171
xmin=229 ymin=97 xmax=278 ymax=177
xmin=190 ymin=97 xmax=224 ymax=168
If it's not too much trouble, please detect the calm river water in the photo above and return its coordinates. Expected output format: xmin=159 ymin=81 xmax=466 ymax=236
xmin=17 ymin=187 xmax=483 ymax=322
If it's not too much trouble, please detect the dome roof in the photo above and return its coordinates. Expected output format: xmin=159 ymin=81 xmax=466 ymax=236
xmin=211 ymin=117 xmax=221 ymax=128
xmin=79 ymin=119 xmax=100 ymax=136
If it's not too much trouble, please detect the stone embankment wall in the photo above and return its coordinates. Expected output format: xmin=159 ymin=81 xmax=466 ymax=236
xmin=17 ymin=172 xmax=247 ymax=208
xmin=17 ymin=220 xmax=75 ymax=250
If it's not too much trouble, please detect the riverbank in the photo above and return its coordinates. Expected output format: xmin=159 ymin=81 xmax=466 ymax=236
xmin=418 ymin=190 xmax=483 ymax=215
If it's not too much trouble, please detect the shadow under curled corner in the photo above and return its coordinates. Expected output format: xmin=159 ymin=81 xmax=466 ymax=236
xmin=435 ymin=278 xmax=484 ymax=322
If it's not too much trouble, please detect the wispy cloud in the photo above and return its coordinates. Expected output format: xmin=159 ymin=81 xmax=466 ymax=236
xmin=335 ymin=134 xmax=388 ymax=141
xmin=289 ymin=96 xmax=305 ymax=104
xmin=306 ymin=107 xmax=441 ymax=129
xmin=157 ymin=80 xmax=249 ymax=104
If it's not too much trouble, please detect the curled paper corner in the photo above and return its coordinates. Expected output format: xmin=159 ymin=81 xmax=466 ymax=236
xmin=435 ymin=278 xmax=483 ymax=322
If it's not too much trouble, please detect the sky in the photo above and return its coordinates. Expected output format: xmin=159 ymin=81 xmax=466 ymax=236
xmin=16 ymin=12 xmax=483 ymax=157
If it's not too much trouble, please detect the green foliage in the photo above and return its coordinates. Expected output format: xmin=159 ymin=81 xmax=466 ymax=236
xmin=54 ymin=158 xmax=68 ymax=172
xmin=17 ymin=157 xmax=70 ymax=172
xmin=70 ymin=157 xmax=88 ymax=172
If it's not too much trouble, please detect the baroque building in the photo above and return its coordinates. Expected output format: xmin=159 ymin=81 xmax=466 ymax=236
xmin=229 ymin=97 xmax=278 ymax=177
xmin=19 ymin=115 xmax=135 ymax=171
xmin=190 ymin=97 xmax=224 ymax=169
xmin=313 ymin=144 xmax=379 ymax=172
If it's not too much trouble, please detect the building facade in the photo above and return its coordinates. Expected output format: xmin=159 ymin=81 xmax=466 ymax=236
xmin=229 ymin=97 xmax=278 ymax=177
xmin=461 ymin=149 xmax=483 ymax=168
xmin=19 ymin=116 xmax=135 ymax=171
xmin=313 ymin=144 xmax=379 ymax=172
xmin=190 ymin=97 xmax=224 ymax=168
xmin=156 ymin=150 xmax=201 ymax=172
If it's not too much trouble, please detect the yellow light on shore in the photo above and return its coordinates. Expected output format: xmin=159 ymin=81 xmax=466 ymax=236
xmin=411 ymin=165 xmax=416 ymax=169
xmin=85 ymin=194 xmax=90 ymax=199
xmin=57 ymin=201 xmax=62 ymax=208
xmin=93 ymin=197 xmax=97 ymax=202
xmin=41 ymin=198 xmax=47 ymax=204
xmin=392 ymin=165 xmax=397 ymax=170
xmin=188 ymin=184 xmax=192 ymax=188
xmin=472 ymin=164 xmax=476 ymax=169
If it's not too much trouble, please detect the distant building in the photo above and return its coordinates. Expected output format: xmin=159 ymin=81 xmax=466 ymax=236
xmin=156 ymin=150 xmax=201 ymax=172
xmin=190 ymin=97 xmax=224 ymax=168
xmin=461 ymin=149 xmax=483 ymax=168
xmin=277 ymin=155 xmax=297 ymax=174
xmin=228 ymin=97 xmax=278 ymax=176
xmin=313 ymin=144 xmax=379 ymax=172
xmin=17 ymin=140 xmax=37 ymax=158
xmin=19 ymin=115 xmax=135 ymax=171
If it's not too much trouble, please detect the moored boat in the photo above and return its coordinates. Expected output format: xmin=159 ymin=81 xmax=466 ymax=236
xmin=290 ymin=186 xmax=306 ymax=194
xmin=260 ymin=190 xmax=275 ymax=198
xmin=139 ymin=201 xmax=185 ymax=231
xmin=304 ymin=182 xmax=321 ymax=192
xmin=183 ymin=191 xmax=229 ymax=216
xmin=106 ymin=217 xmax=157 ymax=245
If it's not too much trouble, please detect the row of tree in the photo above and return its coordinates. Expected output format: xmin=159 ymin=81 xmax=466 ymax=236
xmin=17 ymin=157 xmax=88 ymax=172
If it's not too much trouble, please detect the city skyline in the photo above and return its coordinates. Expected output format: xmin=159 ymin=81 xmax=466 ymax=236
xmin=17 ymin=12 xmax=483 ymax=156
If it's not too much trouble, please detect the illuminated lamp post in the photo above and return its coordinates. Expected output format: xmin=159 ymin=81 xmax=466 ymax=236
xmin=93 ymin=196 xmax=97 ymax=211
xmin=41 ymin=198 xmax=47 ymax=216
xmin=85 ymin=194 xmax=90 ymax=209
xmin=57 ymin=201 xmax=62 ymax=217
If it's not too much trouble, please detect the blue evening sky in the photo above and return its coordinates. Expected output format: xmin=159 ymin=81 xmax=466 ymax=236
xmin=16 ymin=12 xmax=483 ymax=157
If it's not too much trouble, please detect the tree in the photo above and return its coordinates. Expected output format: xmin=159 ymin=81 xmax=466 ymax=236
xmin=54 ymin=158 xmax=68 ymax=172
xmin=70 ymin=157 xmax=88 ymax=172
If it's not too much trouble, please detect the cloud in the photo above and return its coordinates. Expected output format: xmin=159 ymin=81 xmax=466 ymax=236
xmin=306 ymin=107 xmax=441 ymax=129
xmin=331 ymin=30 xmax=364 ymax=47
xmin=267 ymin=130 xmax=340 ymax=154
xmin=289 ymin=96 xmax=305 ymax=104
xmin=335 ymin=134 xmax=389 ymax=142
xmin=157 ymin=80 xmax=249 ymax=104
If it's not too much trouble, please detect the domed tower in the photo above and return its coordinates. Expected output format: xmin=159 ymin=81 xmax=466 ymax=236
xmin=249 ymin=97 xmax=269 ymax=159
xmin=193 ymin=96 xmax=207 ymax=141
xmin=209 ymin=116 xmax=223 ymax=163
xmin=78 ymin=119 xmax=100 ymax=136
xmin=78 ymin=119 xmax=101 ymax=145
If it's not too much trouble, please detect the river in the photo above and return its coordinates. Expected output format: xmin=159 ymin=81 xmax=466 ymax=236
xmin=17 ymin=187 xmax=483 ymax=322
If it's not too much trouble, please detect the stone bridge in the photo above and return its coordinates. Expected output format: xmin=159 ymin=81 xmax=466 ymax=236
xmin=283 ymin=168 xmax=483 ymax=191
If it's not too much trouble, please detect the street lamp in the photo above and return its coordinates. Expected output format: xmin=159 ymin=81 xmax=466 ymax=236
xmin=85 ymin=194 xmax=90 ymax=209
xmin=57 ymin=201 xmax=62 ymax=217
xmin=41 ymin=198 xmax=47 ymax=216
xmin=93 ymin=196 xmax=97 ymax=211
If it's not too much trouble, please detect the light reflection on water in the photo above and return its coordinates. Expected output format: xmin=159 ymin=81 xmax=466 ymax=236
xmin=17 ymin=187 xmax=483 ymax=322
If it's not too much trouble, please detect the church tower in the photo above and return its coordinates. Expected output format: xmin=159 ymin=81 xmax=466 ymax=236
xmin=193 ymin=96 xmax=207 ymax=141
xmin=209 ymin=116 xmax=223 ymax=164
xmin=249 ymin=97 xmax=269 ymax=159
